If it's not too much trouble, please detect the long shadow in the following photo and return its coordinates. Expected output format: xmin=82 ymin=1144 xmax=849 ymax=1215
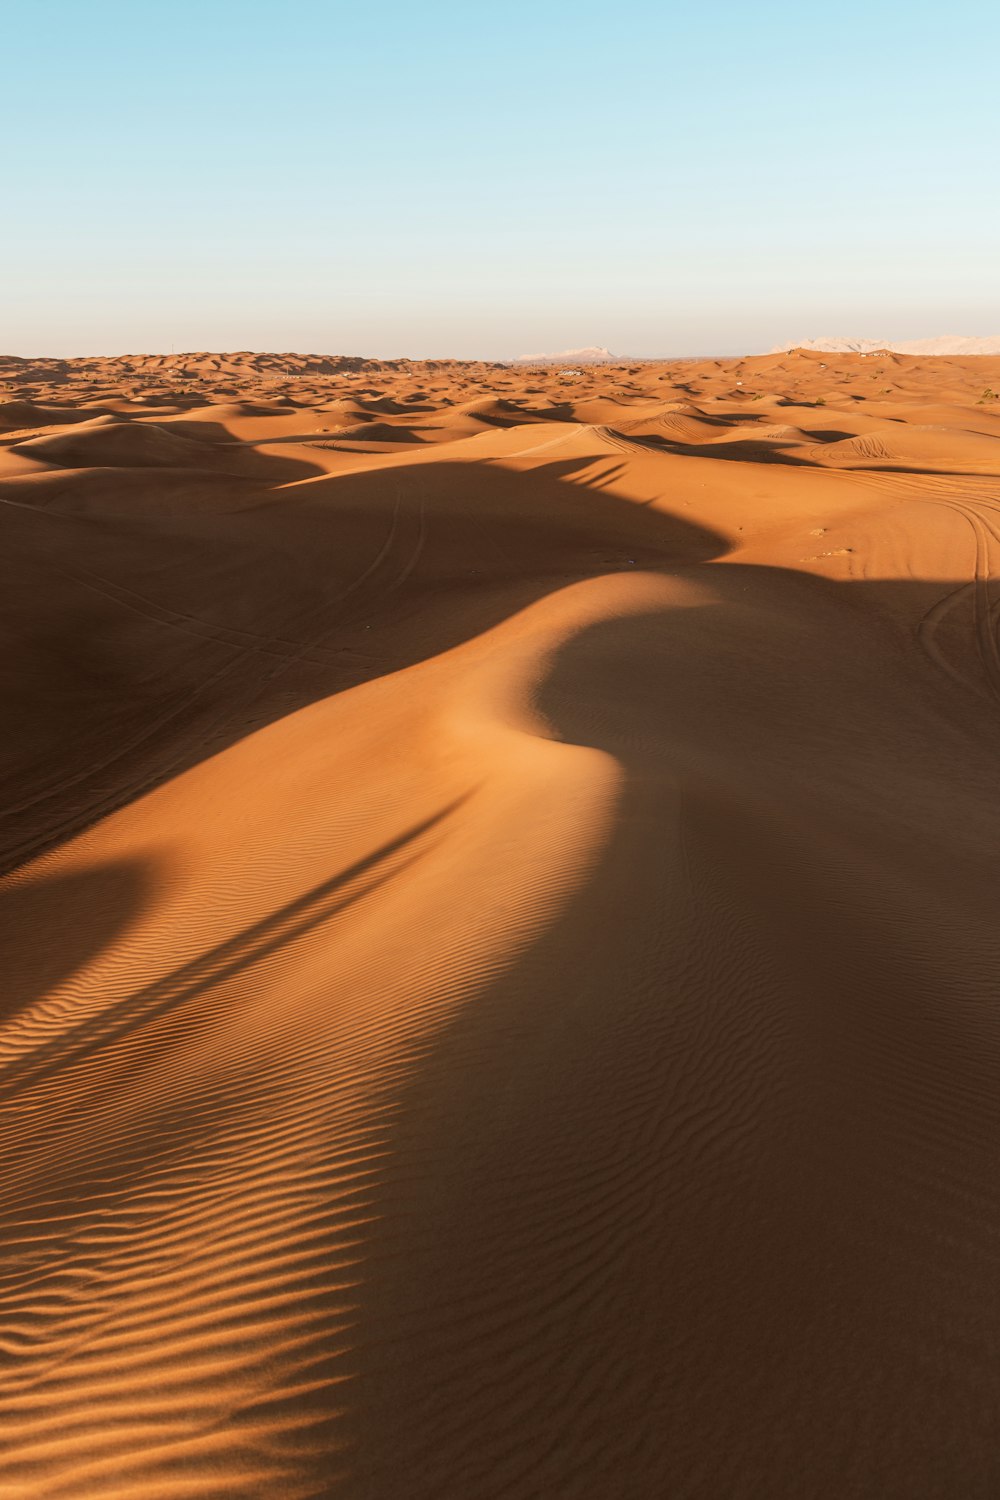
xmin=344 ymin=562 xmax=1000 ymax=1497
xmin=7 ymin=552 xmax=1000 ymax=1493
xmin=0 ymin=799 xmax=464 ymax=1102
xmin=0 ymin=454 xmax=723 ymax=873
xmin=1 ymin=859 xmax=152 ymax=1025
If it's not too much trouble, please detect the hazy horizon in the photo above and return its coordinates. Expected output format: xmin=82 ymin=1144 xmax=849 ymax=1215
xmin=5 ymin=333 xmax=1000 ymax=363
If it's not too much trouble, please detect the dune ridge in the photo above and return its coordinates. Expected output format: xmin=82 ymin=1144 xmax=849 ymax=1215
xmin=4 ymin=348 xmax=1000 ymax=1497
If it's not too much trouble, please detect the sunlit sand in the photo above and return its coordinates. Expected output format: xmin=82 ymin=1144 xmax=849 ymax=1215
xmin=4 ymin=346 xmax=1000 ymax=1495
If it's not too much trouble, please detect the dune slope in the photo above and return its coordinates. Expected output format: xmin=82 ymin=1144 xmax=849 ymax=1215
xmin=4 ymin=349 xmax=1000 ymax=1498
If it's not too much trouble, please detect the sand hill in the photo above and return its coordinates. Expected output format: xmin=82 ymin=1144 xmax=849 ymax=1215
xmin=514 ymin=345 xmax=617 ymax=363
xmin=774 ymin=334 xmax=1000 ymax=355
xmin=4 ymin=346 xmax=1000 ymax=1497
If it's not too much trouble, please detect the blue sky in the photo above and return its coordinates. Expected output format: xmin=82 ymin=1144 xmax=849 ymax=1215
xmin=3 ymin=0 xmax=998 ymax=357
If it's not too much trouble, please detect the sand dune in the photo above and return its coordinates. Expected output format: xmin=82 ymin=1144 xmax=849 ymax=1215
xmin=775 ymin=335 xmax=1000 ymax=356
xmin=4 ymin=347 xmax=1000 ymax=1497
xmin=10 ymin=420 xmax=228 ymax=471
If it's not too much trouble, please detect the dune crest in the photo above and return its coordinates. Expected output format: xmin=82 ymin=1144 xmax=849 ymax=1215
xmin=4 ymin=349 xmax=1000 ymax=1497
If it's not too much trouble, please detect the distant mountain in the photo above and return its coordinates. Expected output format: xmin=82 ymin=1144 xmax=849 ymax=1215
xmin=513 ymin=346 xmax=617 ymax=365
xmin=772 ymin=336 xmax=1000 ymax=356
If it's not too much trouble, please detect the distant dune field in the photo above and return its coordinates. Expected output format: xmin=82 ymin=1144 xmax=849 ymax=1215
xmin=4 ymin=346 xmax=1000 ymax=1497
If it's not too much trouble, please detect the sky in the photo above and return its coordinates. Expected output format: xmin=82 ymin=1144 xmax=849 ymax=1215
xmin=3 ymin=0 xmax=999 ymax=358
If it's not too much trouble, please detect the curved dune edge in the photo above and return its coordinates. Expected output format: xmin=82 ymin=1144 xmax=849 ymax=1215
xmin=0 ymin=575 xmax=634 ymax=1498
xmin=4 ymin=352 xmax=1000 ymax=1497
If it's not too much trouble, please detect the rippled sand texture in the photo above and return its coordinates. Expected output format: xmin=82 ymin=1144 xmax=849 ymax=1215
xmin=5 ymin=347 xmax=1000 ymax=1497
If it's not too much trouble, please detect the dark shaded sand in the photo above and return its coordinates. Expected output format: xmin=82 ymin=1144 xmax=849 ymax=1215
xmin=4 ymin=348 xmax=1000 ymax=1496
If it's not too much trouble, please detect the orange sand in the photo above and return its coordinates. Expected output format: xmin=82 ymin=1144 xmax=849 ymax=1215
xmin=4 ymin=347 xmax=1000 ymax=1497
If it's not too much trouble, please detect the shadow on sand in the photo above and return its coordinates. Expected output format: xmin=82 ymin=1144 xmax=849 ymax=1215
xmin=6 ymin=447 xmax=1000 ymax=1495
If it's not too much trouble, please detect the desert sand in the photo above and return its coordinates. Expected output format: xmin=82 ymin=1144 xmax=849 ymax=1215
xmin=4 ymin=346 xmax=1000 ymax=1497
